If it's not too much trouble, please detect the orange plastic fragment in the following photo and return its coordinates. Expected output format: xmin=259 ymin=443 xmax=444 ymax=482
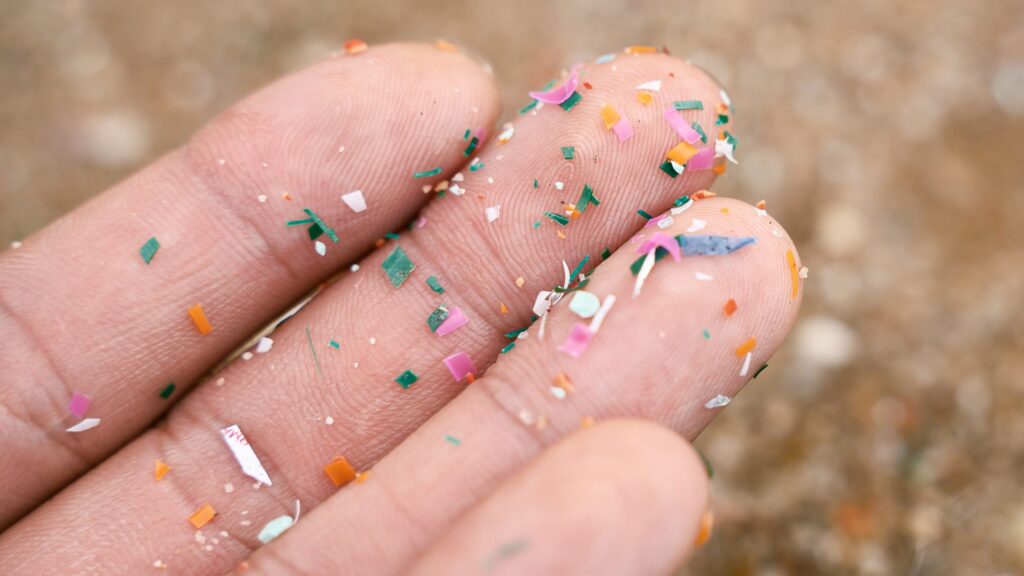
xmin=756 ymin=200 xmax=767 ymax=210
xmin=354 ymin=470 xmax=372 ymax=484
xmin=723 ymin=299 xmax=738 ymax=316
xmin=692 ymin=190 xmax=716 ymax=200
xmin=465 ymin=372 xmax=476 ymax=384
xmin=343 ymin=39 xmax=368 ymax=54
xmin=636 ymin=91 xmax=653 ymax=105
xmin=434 ymin=39 xmax=457 ymax=52
xmin=624 ymin=45 xmax=657 ymax=54
xmin=735 ymin=338 xmax=757 ymax=358
xmin=582 ymin=81 xmax=593 ymax=90
xmin=694 ymin=509 xmax=715 ymax=548
xmin=188 ymin=304 xmax=212 ymax=335
xmin=154 ymin=459 xmax=171 ymax=481
xmin=600 ymin=104 xmax=621 ymax=129
xmin=666 ymin=141 xmax=698 ymax=164
xmin=720 ymin=207 xmax=730 ymax=214
xmin=324 ymin=457 xmax=357 ymax=487
xmin=282 ymin=192 xmax=292 ymax=201
xmin=500 ymin=302 xmax=509 ymax=314
xmin=713 ymin=163 xmax=727 ymax=175
xmin=786 ymin=249 xmax=799 ymax=299
xmin=189 ymin=504 xmax=216 ymax=529
xmin=554 ymin=372 xmax=573 ymax=394
xmin=580 ymin=416 xmax=595 ymax=428
xmin=557 ymin=230 xmax=566 ymax=240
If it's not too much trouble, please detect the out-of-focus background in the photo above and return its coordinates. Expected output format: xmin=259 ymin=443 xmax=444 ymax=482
xmin=2 ymin=1 xmax=1023 ymax=573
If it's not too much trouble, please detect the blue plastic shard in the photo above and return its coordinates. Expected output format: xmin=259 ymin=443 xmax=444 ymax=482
xmin=677 ymin=235 xmax=755 ymax=256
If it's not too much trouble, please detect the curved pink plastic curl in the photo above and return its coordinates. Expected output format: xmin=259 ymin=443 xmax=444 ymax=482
xmin=637 ymin=232 xmax=682 ymax=262
xmin=528 ymin=64 xmax=583 ymax=105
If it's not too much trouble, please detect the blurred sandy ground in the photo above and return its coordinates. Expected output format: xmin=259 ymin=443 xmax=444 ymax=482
xmin=2 ymin=0 xmax=1024 ymax=573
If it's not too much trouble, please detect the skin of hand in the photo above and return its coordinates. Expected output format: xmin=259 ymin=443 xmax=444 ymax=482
xmin=0 ymin=42 xmax=801 ymax=575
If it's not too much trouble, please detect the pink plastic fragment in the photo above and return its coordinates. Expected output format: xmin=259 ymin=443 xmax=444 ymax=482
xmin=638 ymin=232 xmax=682 ymax=262
xmin=686 ymin=147 xmax=715 ymax=171
xmin=528 ymin=64 xmax=582 ymax=104
xmin=558 ymin=323 xmax=594 ymax=358
xmin=474 ymin=127 xmax=488 ymax=140
xmin=435 ymin=307 xmax=468 ymax=336
xmin=645 ymin=213 xmax=671 ymax=228
xmin=443 ymin=352 xmax=476 ymax=381
xmin=612 ymin=117 xmax=634 ymax=142
xmin=68 ymin=392 xmax=91 ymax=419
xmin=663 ymin=107 xmax=702 ymax=144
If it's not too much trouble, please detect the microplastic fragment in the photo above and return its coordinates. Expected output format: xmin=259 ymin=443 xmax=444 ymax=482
xmin=343 ymin=39 xmax=367 ymax=54
xmin=258 ymin=515 xmax=294 ymax=544
xmin=753 ymin=363 xmax=769 ymax=379
xmin=715 ymin=137 xmax=738 ymax=163
xmin=686 ymin=147 xmax=716 ymax=171
xmin=633 ymin=251 xmax=656 ymax=298
xmin=636 ymin=80 xmax=662 ymax=91
xmin=427 ymin=305 xmax=450 ymax=332
xmin=724 ymin=299 xmax=738 ymax=316
xmin=324 ymin=457 xmax=357 ymax=486
xmin=673 ymin=100 xmax=704 ymax=110
xmin=188 ymin=304 xmax=213 ymax=335
xmin=600 ymin=104 xmax=621 ymax=129
xmin=637 ymin=209 xmax=653 ymax=220
xmin=664 ymin=108 xmax=702 ymax=144
xmin=679 ymin=235 xmax=756 ymax=256
xmin=687 ymin=219 xmax=707 ymax=232
xmin=519 ymin=100 xmax=539 ymax=114
xmin=341 ymin=190 xmax=367 ymax=212
xmin=595 ymin=53 xmax=616 ymax=64
xmin=612 ymin=117 xmax=634 ymax=141
xmin=414 ymin=167 xmax=443 ymax=178
xmin=545 ymin=212 xmax=570 ymax=226
xmin=703 ymin=329 xmax=711 ymax=339
xmin=528 ymin=64 xmax=582 ymax=105
xmin=577 ymin=184 xmax=600 ymax=213
xmin=716 ymin=114 xmax=729 ymax=125
xmin=444 ymin=434 xmax=461 ymax=446
xmin=740 ymin=352 xmax=753 ymax=376
xmin=561 ymin=146 xmax=575 ymax=160
xmin=485 ymin=205 xmax=501 ymax=223
xmin=500 ymin=341 xmax=516 ymax=354
xmin=463 ymin=136 xmax=480 ymax=157
xmin=736 ymin=338 xmax=757 ymax=358
xmin=666 ymin=141 xmax=698 ymax=164
xmin=139 ymin=237 xmax=160 ymax=264
xmin=559 ymin=91 xmax=582 ymax=111
xmin=189 ymin=504 xmax=216 ymax=529
xmin=68 ymin=392 xmax=91 ymax=419
xmin=589 ymin=294 xmax=617 ymax=333
xmin=637 ymin=91 xmax=652 ymax=105
xmin=395 ymin=370 xmax=419 ymax=389
xmin=435 ymin=306 xmax=468 ymax=336
xmin=659 ymin=160 xmax=680 ymax=178
xmin=160 ymin=383 xmax=176 ymax=399
xmin=314 ymin=241 xmax=327 ymax=256
xmin=255 ymin=337 xmax=274 ymax=353
xmin=638 ymin=232 xmax=682 ymax=262
xmin=426 ymin=275 xmax=445 ymax=293
xmin=601 ymin=247 xmax=612 ymax=259
xmin=382 ymin=245 xmax=415 ymax=288
xmin=443 ymin=352 xmax=476 ymax=382
xmin=692 ymin=122 xmax=708 ymax=143
xmin=329 ymin=339 xmax=340 ymax=349
xmin=154 ymin=459 xmax=171 ymax=481
xmin=220 ymin=425 xmax=273 ymax=486
xmin=66 ymin=418 xmax=101 ymax=433
xmin=704 ymin=395 xmax=732 ymax=409
xmin=695 ymin=271 xmax=713 ymax=281
xmin=569 ymin=291 xmax=600 ymax=318
xmin=786 ymin=249 xmax=800 ymax=299
xmin=558 ymin=323 xmax=594 ymax=358
xmin=624 ymin=45 xmax=657 ymax=54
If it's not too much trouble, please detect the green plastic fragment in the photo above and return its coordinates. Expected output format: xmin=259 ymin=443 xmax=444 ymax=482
xmin=659 ymin=160 xmax=679 ymax=178
xmin=519 ymin=100 xmax=539 ymax=114
xmin=504 ymin=328 xmax=526 ymax=339
xmin=674 ymin=195 xmax=690 ymax=207
xmin=568 ymin=255 xmax=590 ymax=283
xmin=561 ymin=146 xmax=575 ymax=160
xmin=703 ymin=329 xmax=711 ymax=340
xmin=630 ymin=248 xmax=669 ymax=274
xmin=286 ymin=217 xmax=315 ymax=226
xmin=724 ymin=130 xmax=738 ymax=149
xmin=395 ymin=369 xmax=419 ymax=389
xmin=692 ymin=122 xmax=707 ymax=143
xmin=139 ymin=237 xmax=160 ymax=264
xmin=637 ymin=209 xmax=653 ymax=220
xmin=576 ymin=184 xmax=599 ymax=213
xmin=159 ymin=383 xmax=176 ymax=399
xmin=601 ymin=247 xmax=611 ymax=259
xmin=532 ymin=178 xmax=539 ymax=188
xmin=384 ymin=232 xmax=400 ymax=240
xmin=716 ymin=114 xmax=729 ymax=126
xmin=289 ymin=209 xmax=339 ymax=243
xmin=427 ymin=305 xmax=450 ymax=332
xmin=532 ymin=221 xmax=541 ymax=229
xmin=414 ymin=167 xmax=443 ymax=178
xmin=673 ymin=100 xmax=704 ymax=110
xmin=544 ymin=212 xmax=570 ymax=226
xmin=463 ymin=128 xmax=471 ymax=140
xmin=469 ymin=160 xmax=485 ymax=172
xmin=426 ymin=275 xmax=445 ymax=294
xmin=753 ymin=363 xmax=769 ymax=379
xmin=329 ymin=339 xmax=340 ymax=349
xmin=444 ymin=434 xmax=461 ymax=446
xmin=559 ymin=91 xmax=582 ymax=111
xmin=382 ymin=246 xmax=415 ymax=288
xmin=463 ymin=136 xmax=479 ymax=157
xmin=500 ymin=342 xmax=516 ymax=354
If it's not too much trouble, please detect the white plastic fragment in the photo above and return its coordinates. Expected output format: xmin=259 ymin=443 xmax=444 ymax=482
xmin=704 ymin=394 xmax=732 ymax=409
xmin=739 ymin=352 xmax=753 ymax=377
xmin=485 ymin=205 xmax=501 ymax=223
xmin=657 ymin=216 xmax=675 ymax=229
xmin=636 ymin=80 xmax=662 ymax=92
xmin=569 ymin=291 xmax=600 ymax=318
xmin=66 ymin=418 xmax=101 ymax=433
xmin=549 ymin=386 xmax=567 ymax=400
xmin=588 ymin=294 xmax=617 ymax=333
xmin=715 ymin=138 xmax=738 ymax=163
xmin=314 ymin=241 xmax=327 ymax=256
xmin=695 ymin=271 xmax=714 ymax=281
xmin=341 ymin=190 xmax=367 ymax=213
xmin=255 ymin=337 xmax=274 ymax=354
xmin=687 ymin=219 xmax=707 ymax=233
xmin=220 ymin=425 xmax=273 ymax=486
xmin=633 ymin=251 xmax=657 ymax=299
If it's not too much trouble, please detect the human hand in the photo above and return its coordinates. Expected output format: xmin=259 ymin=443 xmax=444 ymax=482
xmin=0 ymin=41 xmax=801 ymax=575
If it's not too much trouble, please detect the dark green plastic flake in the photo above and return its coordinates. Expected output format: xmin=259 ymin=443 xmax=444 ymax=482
xmin=139 ymin=237 xmax=160 ymax=264
xmin=601 ymin=247 xmax=611 ymax=259
xmin=500 ymin=342 xmax=516 ymax=354
xmin=703 ymin=329 xmax=711 ymax=340
xmin=673 ymin=195 xmax=690 ymax=207
xmin=715 ymin=114 xmax=729 ymax=126
xmin=753 ymin=363 xmax=769 ymax=379
xmin=637 ymin=209 xmax=653 ymax=220
xmin=576 ymin=185 xmax=599 ymax=213
xmin=532 ymin=178 xmax=539 ymax=188
xmin=659 ymin=160 xmax=679 ymax=178
xmin=463 ymin=136 xmax=479 ymax=157
xmin=673 ymin=100 xmax=704 ymax=111
xmin=692 ymin=122 xmax=707 ymax=143
xmin=724 ymin=130 xmax=738 ymax=149
xmin=329 ymin=339 xmax=340 ymax=349
xmin=384 ymin=232 xmax=400 ymax=240
xmin=426 ymin=275 xmax=445 ymax=294
xmin=544 ymin=212 xmax=570 ymax=226
xmin=463 ymin=128 xmax=471 ymax=140
xmin=519 ymin=100 xmax=539 ymax=114
xmin=288 ymin=209 xmax=339 ymax=243
xmin=395 ymin=369 xmax=419 ymax=389
xmin=427 ymin=305 xmax=450 ymax=332
xmin=382 ymin=246 xmax=415 ymax=288
xmin=414 ymin=167 xmax=443 ymax=178
xmin=559 ymin=91 xmax=582 ymax=111
xmin=470 ymin=160 xmax=485 ymax=172
xmin=159 ymin=383 xmax=176 ymax=399
xmin=561 ymin=146 xmax=575 ymax=160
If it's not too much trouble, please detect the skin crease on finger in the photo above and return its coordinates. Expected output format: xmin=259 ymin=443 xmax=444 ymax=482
xmin=407 ymin=420 xmax=711 ymax=576
xmin=0 ymin=43 xmax=501 ymax=527
xmin=244 ymin=195 xmax=802 ymax=576
xmin=0 ymin=49 xmax=784 ymax=575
